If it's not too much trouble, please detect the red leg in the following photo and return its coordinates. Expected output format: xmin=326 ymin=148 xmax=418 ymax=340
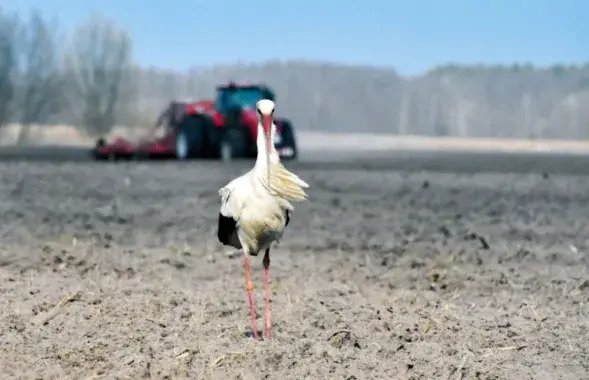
xmin=263 ymin=248 xmax=272 ymax=339
xmin=243 ymin=253 xmax=259 ymax=340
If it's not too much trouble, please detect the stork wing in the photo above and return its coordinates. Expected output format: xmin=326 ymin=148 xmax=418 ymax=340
xmin=219 ymin=186 xmax=238 ymax=219
xmin=218 ymin=175 xmax=249 ymax=221
xmin=217 ymin=186 xmax=243 ymax=248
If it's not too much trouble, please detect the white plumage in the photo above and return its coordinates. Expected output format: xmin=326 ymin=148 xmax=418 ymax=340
xmin=216 ymin=99 xmax=308 ymax=340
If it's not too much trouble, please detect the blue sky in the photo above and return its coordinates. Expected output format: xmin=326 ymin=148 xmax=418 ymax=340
xmin=3 ymin=0 xmax=587 ymax=75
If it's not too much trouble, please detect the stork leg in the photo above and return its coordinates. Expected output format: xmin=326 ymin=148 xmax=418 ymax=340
xmin=262 ymin=248 xmax=272 ymax=339
xmin=243 ymin=250 xmax=259 ymax=340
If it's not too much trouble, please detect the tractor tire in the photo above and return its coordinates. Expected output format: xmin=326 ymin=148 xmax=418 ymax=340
xmin=175 ymin=116 xmax=208 ymax=159
xmin=278 ymin=120 xmax=298 ymax=161
xmin=133 ymin=150 xmax=149 ymax=161
xmin=224 ymin=107 xmax=242 ymax=126
xmin=220 ymin=128 xmax=248 ymax=163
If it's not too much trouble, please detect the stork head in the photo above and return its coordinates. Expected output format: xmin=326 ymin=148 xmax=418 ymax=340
xmin=256 ymin=99 xmax=275 ymax=156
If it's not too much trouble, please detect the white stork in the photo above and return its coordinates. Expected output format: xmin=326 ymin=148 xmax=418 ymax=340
xmin=216 ymin=99 xmax=309 ymax=340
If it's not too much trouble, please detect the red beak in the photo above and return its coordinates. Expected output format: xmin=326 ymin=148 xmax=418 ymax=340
xmin=262 ymin=115 xmax=272 ymax=154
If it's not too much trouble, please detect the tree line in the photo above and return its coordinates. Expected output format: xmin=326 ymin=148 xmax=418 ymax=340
xmin=0 ymin=9 xmax=132 ymax=142
xmin=1 ymin=8 xmax=588 ymax=141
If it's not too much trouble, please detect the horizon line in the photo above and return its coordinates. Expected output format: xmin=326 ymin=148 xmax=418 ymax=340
xmin=138 ymin=58 xmax=589 ymax=77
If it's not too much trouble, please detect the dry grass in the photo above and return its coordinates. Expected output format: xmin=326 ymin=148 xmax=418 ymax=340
xmin=0 ymin=123 xmax=148 ymax=147
xmin=3 ymin=123 xmax=589 ymax=155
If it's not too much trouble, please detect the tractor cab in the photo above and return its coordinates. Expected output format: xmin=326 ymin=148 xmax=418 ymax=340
xmin=215 ymin=82 xmax=275 ymax=114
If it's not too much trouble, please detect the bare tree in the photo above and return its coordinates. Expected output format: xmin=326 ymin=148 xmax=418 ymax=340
xmin=0 ymin=9 xmax=18 ymax=128
xmin=15 ymin=11 xmax=63 ymax=143
xmin=63 ymin=14 xmax=132 ymax=135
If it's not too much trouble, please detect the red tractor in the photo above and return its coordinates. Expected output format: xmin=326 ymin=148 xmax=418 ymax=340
xmin=93 ymin=83 xmax=298 ymax=161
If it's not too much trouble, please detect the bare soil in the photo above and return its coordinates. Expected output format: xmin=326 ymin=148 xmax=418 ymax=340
xmin=0 ymin=158 xmax=588 ymax=380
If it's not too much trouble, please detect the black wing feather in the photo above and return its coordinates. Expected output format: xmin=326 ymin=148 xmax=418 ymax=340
xmin=285 ymin=210 xmax=291 ymax=227
xmin=217 ymin=213 xmax=237 ymax=246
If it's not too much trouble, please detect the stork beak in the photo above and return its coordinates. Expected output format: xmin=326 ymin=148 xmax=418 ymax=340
xmin=262 ymin=115 xmax=272 ymax=155
xmin=262 ymin=115 xmax=272 ymax=182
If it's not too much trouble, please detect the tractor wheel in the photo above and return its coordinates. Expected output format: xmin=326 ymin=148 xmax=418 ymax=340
xmin=220 ymin=128 xmax=248 ymax=163
xmin=278 ymin=120 xmax=298 ymax=161
xmin=133 ymin=150 xmax=149 ymax=161
xmin=175 ymin=116 xmax=208 ymax=160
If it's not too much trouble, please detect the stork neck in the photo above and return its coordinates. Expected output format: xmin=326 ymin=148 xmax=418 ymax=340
xmin=255 ymin=122 xmax=279 ymax=170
